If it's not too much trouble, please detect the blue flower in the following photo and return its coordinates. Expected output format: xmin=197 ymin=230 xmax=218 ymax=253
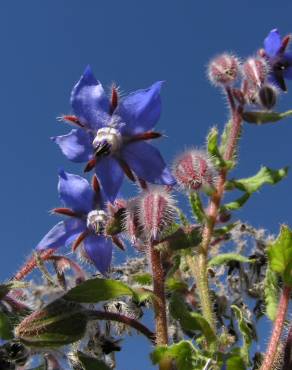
xmin=36 ymin=170 xmax=116 ymax=275
xmin=53 ymin=66 xmax=176 ymax=203
xmin=264 ymin=29 xmax=292 ymax=91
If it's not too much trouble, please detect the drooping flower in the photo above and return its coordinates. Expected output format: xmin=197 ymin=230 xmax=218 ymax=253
xmin=36 ymin=170 xmax=119 ymax=274
xmin=263 ymin=29 xmax=292 ymax=91
xmin=53 ymin=66 xmax=176 ymax=202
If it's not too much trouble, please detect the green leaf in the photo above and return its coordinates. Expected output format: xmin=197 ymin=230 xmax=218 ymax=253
xmin=151 ymin=341 xmax=195 ymax=370
xmin=243 ymin=109 xmax=292 ymax=124
xmin=132 ymin=273 xmax=152 ymax=285
xmin=0 ymin=311 xmax=13 ymax=339
xmin=228 ymin=166 xmax=288 ymax=194
xmin=208 ymin=253 xmax=254 ymax=267
xmin=189 ymin=192 xmax=206 ymax=224
xmin=207 ymin=127 xmax=227 ymax=168
xmin=170 ymin=293 xmax=216 ymax=345
xmin=264 ymin=267 xmax=279 ymax=321
xmin=226 ymin=350 xmax=246 ymax=370
xmin=166 ymin=277 xmax=188 ymax=292
xmin=231 ymin=305 xmax=254 ymax=364
xmin=267 ymin=225 xmax=292 ymax=286
xmin=76 ymin=351 xmax=111 ymax=370
xmin=213 ymin=223 xmax=237 ymax=237
xmin=63 ymin=278 xmax=134 ymax=303
xmin=222 ymin=193 xmax=250 ymax=211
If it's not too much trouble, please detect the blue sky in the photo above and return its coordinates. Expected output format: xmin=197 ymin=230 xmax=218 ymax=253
xmin=1 ymin=1 xmax=292 ymax=368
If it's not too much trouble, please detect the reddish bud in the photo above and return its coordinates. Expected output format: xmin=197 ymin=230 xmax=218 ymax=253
xmin=242 ymin=58 xmax=268 ymax=87
xmin=208 ymin=54 xmax=240 ymax=86
xmin=123 ymin=199 xmax=140 ymax=244
xmin=173 ymin=150 xmax=216 ymax=192
xmin=137 ymin=188 xmax=176 ymax=241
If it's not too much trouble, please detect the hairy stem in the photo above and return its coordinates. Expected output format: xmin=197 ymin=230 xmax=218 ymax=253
xmin=191 ymin=95 xmax=243 ymax=342
xmin=12 ymin=249 xmax=55 ymax=281
xmin=150 ymin=246 xmax=169 ymax=346
xmin=260 ymin=286 xmax=291 ymax=370
xmin=87 ymin=310 xmax=156 ymax=344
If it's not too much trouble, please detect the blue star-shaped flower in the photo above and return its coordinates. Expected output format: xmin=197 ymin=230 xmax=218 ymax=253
xmin=36 ymin=170 xmax=116 ymax=274
xmin=53 ymin=66 xmax=176 ymax=202
xmin=264 ymin=29 xmax=292 ymax=91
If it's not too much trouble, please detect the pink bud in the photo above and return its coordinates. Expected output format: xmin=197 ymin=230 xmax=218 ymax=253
xmin=138 ymin=189 xmax=176 ymax=241
xmin=208 ymin=54 xmax=240 ymax=86
xmin=173 ymin=150 xmax=216 ymax=192
xmin=123 ymin=198 xmax=140 ymax=244
xmin=242 ymin=57 xmax=268 ymax=87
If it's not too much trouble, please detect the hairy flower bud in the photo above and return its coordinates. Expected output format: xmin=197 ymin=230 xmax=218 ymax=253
xmin=137 ymin=189 xmax=176 ymax=241
xmin=257 ymin=84 xmax=278 ymax=110
xmin=208 ymin=54 xmax=240 ymax=86
xmin=123 ymin=199 xmax=140 ymax=244
xmin=173 ymin=150 xmax=216 ymax=192
xmin=242 ymin=57 xmax=268 ymax=87
xmin=15 ymin=300 xmax=88 ymax=347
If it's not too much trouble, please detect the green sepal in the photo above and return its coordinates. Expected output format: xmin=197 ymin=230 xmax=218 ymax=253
xmin=207 ymin=127 xmax=226 ymax=168
xmin=231 ymin=305 xmax=255 ymax=365
xmin=227 ymin=166 xmax=288 ymax=194
xmin=158 ymin=226 xmax=202 ymax=251
xmin=243 ymin=109 xmax=292 ymax=124
xmin=63 ymin=278 xmax=134 ymax=303
xmin=264 ymin=267 xmax=279 ymax=321
xmin=166 ymin=277 xmax=188 ymax=292
xmin=208 ymin=253 xmax=254 ymax=267
xmin=0 ymin=281 xmax=28 ymax=300
xmin=189 ymin=192 xmax=206 ymax=224
xmin=15 ymin=300 xmax=88 ymax=347
xmin=170 ymin=293 xmax=216 ymax=345
xmin=151 ymin=341 xmax=195 ymax=370
xmin=267 ymin=225 xmax=292 ymax=286
xmin=76 ymin=351 xmax=111 ymax=370
xmin=0 ymin=311 xmax=13 ymax=339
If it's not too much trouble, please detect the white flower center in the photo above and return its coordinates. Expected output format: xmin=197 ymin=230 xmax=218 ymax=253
xmin=86 ymin=210 xmax=108 ymax=234
xmin=92 ymin=127 xmax=122 ymax=153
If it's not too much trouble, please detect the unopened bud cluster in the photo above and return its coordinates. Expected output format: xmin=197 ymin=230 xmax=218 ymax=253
xmin=173 ymin=149 xmax=217 ymax=192
xmin=208 ymin=52 xmax=279 ymax=110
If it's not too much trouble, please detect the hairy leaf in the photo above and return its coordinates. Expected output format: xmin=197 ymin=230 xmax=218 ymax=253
xmin=264 ymin=267 xmax=279 ymax=321
xmin=208 ymin=253 xmax=254 ymax=267
xmin=132 ymin=273 xmax=152 ymax=285
xmin=222 ymin=193 xmax=250 ymax=211
xmin=268 ymin=225 xmax=292 ymax=286
xmin=231 ymin=305 xmax=254 ymax=364
xmin=228 ymin=166 xmax=288 ymax=194
xmin=63 ymin=278 xmax=134 ymax=303
xmin=243 ymin=109 xmax=292 ymax=124
xmin=170 ymin=293 xmax=216 ymax=344
xmin=189 ymin=192 xmax=206 ymax=224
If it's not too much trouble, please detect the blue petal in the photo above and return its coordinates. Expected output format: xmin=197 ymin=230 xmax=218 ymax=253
xmin=95 ymin=157 xmax=124 ymax=203
xmin=71 ymin=65 xmax=110 ymax=129
xmin=83 ymin=234 xmax=113 ymax=274
xmin=52 ymin=129 xmax=93 ymax=163
xmin=264 ymin=29 xmax=281 ymax=57
xmin=121 ymin=141 xmax=176 ymax=185
xmin=58 ymin=170 xmax=94 ymax=213
xmin=36 ymin=218 xmax=86 ymax=251
xmin=117 ymin=81 xmax=163 ymax=135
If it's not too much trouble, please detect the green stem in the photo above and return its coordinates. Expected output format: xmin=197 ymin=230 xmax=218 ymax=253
xmin=260 ymin=286 xmax=291 ymax=370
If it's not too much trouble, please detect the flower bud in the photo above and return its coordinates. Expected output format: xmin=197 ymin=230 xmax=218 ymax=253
xmin=173 ymin=150 xmax=216 ymax=192
xmin=242 ymin=58 xmax=268 ymax=87
xmin=138 ymin=189 xmax=176 ymax=241
xmin=208 ymin=54 xmax=240 ymax=86
xmin=257 ymin=84 xmax=278 ymax=110
xmin=123 ymin=198 xmax=140 ymax=244
xmin=15 ymin=300 xmax=88 ymax=347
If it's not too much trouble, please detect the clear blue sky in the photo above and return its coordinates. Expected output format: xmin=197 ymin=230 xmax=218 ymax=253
xmin=1 ymin=1 xmax=292 ymax=368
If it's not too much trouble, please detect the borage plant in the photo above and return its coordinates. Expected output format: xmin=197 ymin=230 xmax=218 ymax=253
xmin=1 ymin=28 xmax=292 ymax=370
